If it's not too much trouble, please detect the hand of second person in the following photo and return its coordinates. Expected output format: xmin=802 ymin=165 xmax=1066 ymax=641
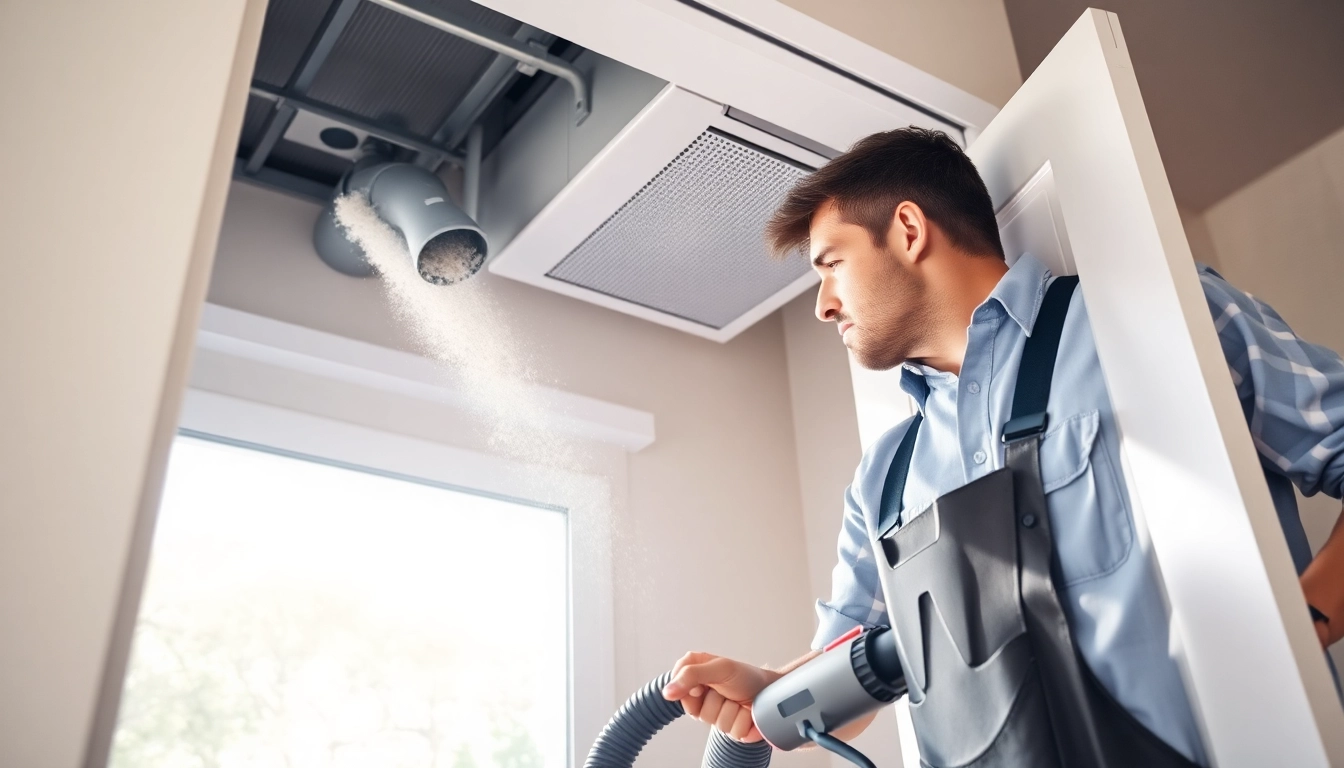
xmin=661 ymin=651 xmax=783 ymax=743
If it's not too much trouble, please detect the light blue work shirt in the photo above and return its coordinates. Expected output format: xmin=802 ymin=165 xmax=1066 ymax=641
xmin=813 ymin=253 xmax=1344 ymax=765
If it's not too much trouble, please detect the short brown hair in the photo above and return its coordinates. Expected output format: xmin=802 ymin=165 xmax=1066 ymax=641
xmin=766 ymin=127 xmax=1004 ymax=259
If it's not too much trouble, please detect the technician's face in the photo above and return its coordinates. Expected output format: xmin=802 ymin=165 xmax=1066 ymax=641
xmin=810 ymin=200 xmax=929 ymax=371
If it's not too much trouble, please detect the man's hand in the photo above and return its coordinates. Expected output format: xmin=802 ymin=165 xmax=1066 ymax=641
xmin=661 ymin=652 xmax=784 ymax=743
xmin=1301 ymin=505 xmax=1344 ymax=649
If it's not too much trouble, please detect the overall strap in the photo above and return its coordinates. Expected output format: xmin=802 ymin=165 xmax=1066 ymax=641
xmin=1004 ymin=275 xmax=1080 ymax=441
xmin=1000 ymin=275 xmax=1116 ymax=768
xmin=876 ymin=413 xmax=922 ymax=537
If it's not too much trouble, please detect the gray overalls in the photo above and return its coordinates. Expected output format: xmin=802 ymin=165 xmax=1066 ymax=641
xmin=874 ymin=276 xmax=1201 ymax=767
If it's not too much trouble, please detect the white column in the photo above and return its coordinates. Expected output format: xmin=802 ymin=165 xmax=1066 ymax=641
xmin=0 ymin=1 xmax=267 ymax=765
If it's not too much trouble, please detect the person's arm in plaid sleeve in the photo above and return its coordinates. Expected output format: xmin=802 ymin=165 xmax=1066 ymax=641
xmin=1202 ymin=267 xmax=1344 ymax=646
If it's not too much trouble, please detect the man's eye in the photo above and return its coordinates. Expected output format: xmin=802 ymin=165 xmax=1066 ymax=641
xmin=826 ymin=261 xmax=840 ymax=270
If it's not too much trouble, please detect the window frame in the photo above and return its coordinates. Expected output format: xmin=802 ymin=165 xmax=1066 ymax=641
xmin=173 ymin=389 xmax=612 ymax=767
xmin=128 ymin=302 xmax=643 ymax=767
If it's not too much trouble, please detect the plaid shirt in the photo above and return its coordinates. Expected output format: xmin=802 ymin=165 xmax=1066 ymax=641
xmin=814 ymin=255 xmax=1344 ymax=765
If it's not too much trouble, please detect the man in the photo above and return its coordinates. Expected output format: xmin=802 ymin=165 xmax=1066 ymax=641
xmin=661 ymin=128 xmax=1344 ymax=765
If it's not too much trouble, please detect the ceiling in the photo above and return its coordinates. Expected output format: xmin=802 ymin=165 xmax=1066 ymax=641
xmin=1003 ymin=0 xmax=1344 ymax=211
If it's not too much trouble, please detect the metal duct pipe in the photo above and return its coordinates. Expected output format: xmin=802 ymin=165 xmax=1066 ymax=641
xmin=464 ymin=123 xmax=483 ymax=221
xmin=366 ymin=0 xmax=592 ymax=125
xmin=313 ymin=162 xmax=488 ymax=285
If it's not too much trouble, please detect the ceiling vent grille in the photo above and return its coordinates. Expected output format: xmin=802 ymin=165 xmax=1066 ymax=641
xmin=487 ymin=84 xmax=834 ymax=343
xmin=545 ymin=129 xmax=812 ymax=329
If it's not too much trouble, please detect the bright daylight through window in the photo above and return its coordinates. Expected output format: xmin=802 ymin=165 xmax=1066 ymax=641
xmin=110 ymin=434 xmax=568 ymax=768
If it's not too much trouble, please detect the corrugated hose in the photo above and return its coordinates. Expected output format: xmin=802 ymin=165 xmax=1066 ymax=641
xmin=583 ymin=670 xmax=773 ymax=768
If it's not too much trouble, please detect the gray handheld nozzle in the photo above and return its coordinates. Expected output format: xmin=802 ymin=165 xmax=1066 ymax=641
xmin=752 ymin=626 xmax=905 ymax=752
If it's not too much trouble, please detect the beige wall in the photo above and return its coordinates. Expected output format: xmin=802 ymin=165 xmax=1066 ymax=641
xmin=1181 ymin=205 xmax=1222 ymax=269
xmin=779 ymin=0 xmax=1022 ymax=107
xmin=206 ymin=181 xmax=828 ymax=766
xmin=0 ymin=1 xmax=266 ymax=766
xmin=1198 ymin=124 xmax=1344 ymax=557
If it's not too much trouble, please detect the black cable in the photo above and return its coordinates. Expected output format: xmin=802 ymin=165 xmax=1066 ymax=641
xmin=800 ymin=721 xmax=876 ymax=768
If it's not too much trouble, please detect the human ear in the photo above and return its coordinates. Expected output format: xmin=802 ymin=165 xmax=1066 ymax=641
xmin=888 ymin=201 xmax=929 ymax=264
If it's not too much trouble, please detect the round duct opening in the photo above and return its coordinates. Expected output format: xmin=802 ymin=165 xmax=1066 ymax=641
xmin=418 ymin=229 xmax=487 ymax=285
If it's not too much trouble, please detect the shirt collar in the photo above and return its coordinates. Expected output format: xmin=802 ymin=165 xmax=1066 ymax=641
xmin=896 ymin=253 xmax=1053 ymax=412
xmin=987 ymin=252 xmax=1052 ymax=336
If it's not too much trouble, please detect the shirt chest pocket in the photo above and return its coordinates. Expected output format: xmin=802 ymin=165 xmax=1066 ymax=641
xmin=1037 ymin=409 xmax=1135 ymax=586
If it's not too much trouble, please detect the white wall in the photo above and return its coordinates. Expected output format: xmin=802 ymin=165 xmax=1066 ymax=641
xmin=778 ymin=0 xmax=1022 ymax=108
xmin=0 ymin=1 xmax=267 ymax=766
xmin=206 ymin=181 xmax=828 ymax=766
xmin=1199 ymin=124 xmax=1344 ymax=571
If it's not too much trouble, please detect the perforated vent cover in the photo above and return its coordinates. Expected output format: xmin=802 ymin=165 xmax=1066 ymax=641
xmin=545 ymin=130 xmax=814 ymax=330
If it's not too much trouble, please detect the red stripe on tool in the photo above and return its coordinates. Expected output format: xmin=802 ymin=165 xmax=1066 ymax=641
xmin=824 ymin=625 xmax=863 ymax=652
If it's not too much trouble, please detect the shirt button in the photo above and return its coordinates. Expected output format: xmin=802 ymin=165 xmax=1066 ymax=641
xmin=967 ymin=381 xmax=980 ymax=394
xmin=973 ymin=450 xmax=987 ymax=464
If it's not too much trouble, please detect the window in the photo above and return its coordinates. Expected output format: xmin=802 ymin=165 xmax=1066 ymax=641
xmin=110 ymin=433 xmax=569 ymax=768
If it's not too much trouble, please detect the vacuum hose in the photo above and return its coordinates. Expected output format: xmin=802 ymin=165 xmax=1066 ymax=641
xmin=583 ymin=627 xmax=906 ymax=768
xmin=582 ymin=670 xmax=772 ymax=768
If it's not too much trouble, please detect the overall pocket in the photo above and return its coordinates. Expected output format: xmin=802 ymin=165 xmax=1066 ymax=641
xmin=1037 ymin=410 xmax=1134 ymax=586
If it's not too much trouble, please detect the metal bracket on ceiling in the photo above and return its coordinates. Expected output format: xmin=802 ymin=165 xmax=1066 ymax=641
xmin=367 ymin=0 xmax=591 ymax=126
xmin=415 ymin=24 xmax=557 ymax=171
xmin=243 ymin=0 xmax=363 ymax=175
xmin=248 ymin=81 xmax=466 ymax=166
xmin=463 ymin=123 xmax=483 ymax=221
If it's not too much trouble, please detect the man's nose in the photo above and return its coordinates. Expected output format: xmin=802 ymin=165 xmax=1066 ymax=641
xmin=815 ymin=284 xmax=840 ymax=323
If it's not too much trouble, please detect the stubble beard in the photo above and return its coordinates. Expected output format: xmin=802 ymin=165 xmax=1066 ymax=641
xmin=849 ymin=251 xmax=930 ymax=372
